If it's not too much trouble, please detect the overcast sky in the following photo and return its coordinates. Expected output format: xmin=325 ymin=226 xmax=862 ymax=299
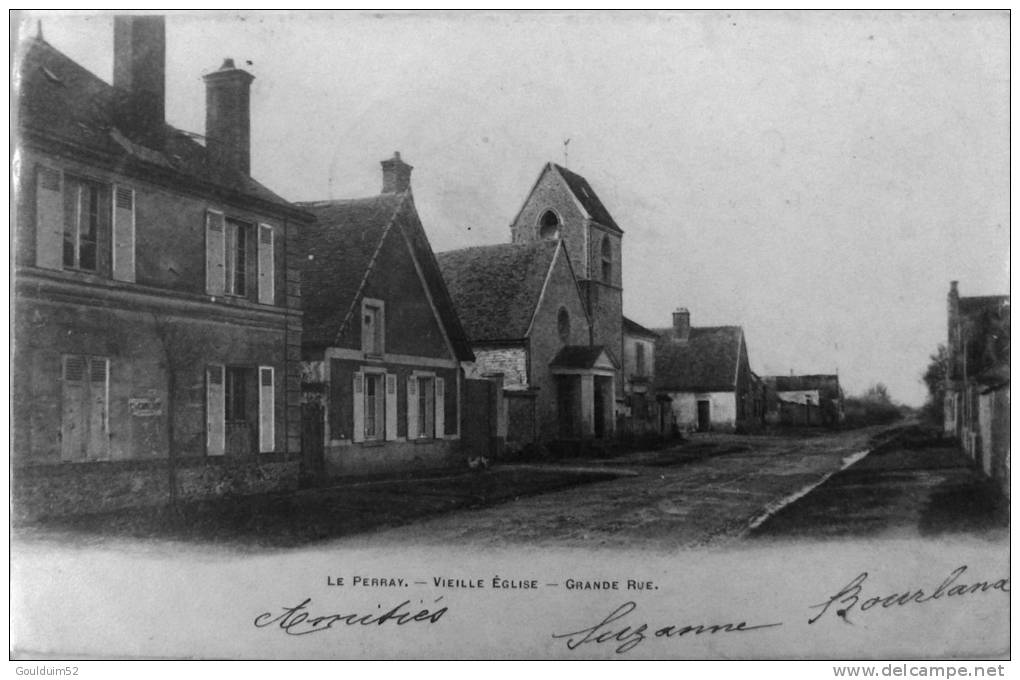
xmin=19 ymin=10 xmax=1009 ymax=406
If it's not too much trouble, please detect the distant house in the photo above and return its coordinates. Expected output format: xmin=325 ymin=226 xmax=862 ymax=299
xmin=622 ymin=316 xmax=667 ymax=435
xmin=944 ymin=281 xmax=1009 ymax=497
xmin=13 ymin=17 xmax=312 ymax=519
xmin=297 ymin=154 xmax=474 ymax=478
xmin=764 ymin=374 xmax=844 ymax=426
xmin=438 ymin=239 xmax=618 ymax=452
xmin=654 ymin=308 xmax=759 ymax=432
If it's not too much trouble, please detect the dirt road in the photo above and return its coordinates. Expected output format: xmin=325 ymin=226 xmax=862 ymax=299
xmin=342 ymin=427 xmax=884 ymax=551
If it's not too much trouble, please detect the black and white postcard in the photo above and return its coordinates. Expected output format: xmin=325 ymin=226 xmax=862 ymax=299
xmin=9 ymin=10 xmax=1010 ymax=662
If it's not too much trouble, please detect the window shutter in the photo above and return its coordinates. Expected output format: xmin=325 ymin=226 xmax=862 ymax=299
xmin=60 ymin=355 xmax=85 ymax=461
xmin=406 ymin=376 xmax=419 ymax=440
xmin=352 ymin=372 xmax=365 ymax=443
xmin=87 ymin=358 xmax=110 ymax=459
xmin=257 ymin=223 xmax=274 ymax=305
xmin=435 ymin=377 xmax=445 ymax=438
xmin=35 ymin=165 xmax=63 ymax=270
xmin=385 ymin=373 xmax=397 ymax=441
xmin=205 ymin=210 xmax=225 ymax=296
xmin=112 ymin=185 xmax=136 ymax=282
xmin=206 ymin=364 xmax=225 ymax=455
xmin=258 ymin=366 xmax=275 ymax=453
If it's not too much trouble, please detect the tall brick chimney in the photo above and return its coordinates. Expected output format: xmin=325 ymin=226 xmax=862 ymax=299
xmin=381 ymin=152 xmax=412 ymax=193
xmin=204 ymin=58 xmax=254 ymax=175
xmin=113 ymin=16 xmax=166 ymax=142
xmin=672 ymin=308 xmax=691 ymax=341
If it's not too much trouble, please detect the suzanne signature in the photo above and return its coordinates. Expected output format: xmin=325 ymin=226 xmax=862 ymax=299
xmin=552 ymin=601 xmax=781 ymax=654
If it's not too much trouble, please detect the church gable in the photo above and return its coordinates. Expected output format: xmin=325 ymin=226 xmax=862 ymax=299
xmin=510 ymin=164 xmax=591 ymax=279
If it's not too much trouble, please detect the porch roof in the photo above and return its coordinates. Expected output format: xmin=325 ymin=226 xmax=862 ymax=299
xmin=549 ymin=345 xmax=618 ymax=370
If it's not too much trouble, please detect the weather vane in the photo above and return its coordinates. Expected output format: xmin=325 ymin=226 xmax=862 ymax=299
xmin=563 ymin=138 xmax=570 ymax=167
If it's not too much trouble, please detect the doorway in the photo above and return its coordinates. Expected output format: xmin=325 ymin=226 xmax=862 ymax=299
xmin=557 ymin=376 xmax=576 ymax=438
xmin=697 ymin=400 xmax=711 ymax=432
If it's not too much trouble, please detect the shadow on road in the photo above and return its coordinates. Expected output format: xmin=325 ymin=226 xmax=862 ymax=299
xmin=749 ymin=425 xmax=1009 ymax=541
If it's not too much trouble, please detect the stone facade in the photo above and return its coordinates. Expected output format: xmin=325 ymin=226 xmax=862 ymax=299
xmin=666 ymin=391 xmax=738 ymax=432
xmin=510 ymin=164 xmax=625 ymax=401
xmin=14 ymin=146 xmax=306 ymax=464
xmin=12 ymin=456 xmax=299 ymax=522
xmin=526 ymin=246 xmax=594 ymax=441
xmin=13 ymin=21 xmax=310 ymax=518
xmin=472 ymin=346 xmax=529 ymax=388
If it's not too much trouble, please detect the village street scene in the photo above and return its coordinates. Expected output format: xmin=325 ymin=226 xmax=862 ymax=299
xmin=9 ymin=11 xmax=1008 ymax=661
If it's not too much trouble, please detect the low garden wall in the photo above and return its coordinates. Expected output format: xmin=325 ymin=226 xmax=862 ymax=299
xmin=11 ymin=456 xmax=300 ymax=522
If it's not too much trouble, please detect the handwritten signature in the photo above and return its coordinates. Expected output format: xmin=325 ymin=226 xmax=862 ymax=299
xmin=808 ymin=565 xmax=1009 ymax=625
xmin=253 ymin=597 xmax=447 ymax=636
xmin=551 ymin=601 xmax=782 ymax=654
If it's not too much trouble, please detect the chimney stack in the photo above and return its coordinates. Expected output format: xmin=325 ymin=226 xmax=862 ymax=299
xmin=672 ymin=307 xmax=690 ymax=340
xmin=204 ymin=58 xmax=254 ymax=175
xmin=113 ymin=16 xmax=166 ymax=143
xmin=381 ymin=152 xmax=413 ymax=193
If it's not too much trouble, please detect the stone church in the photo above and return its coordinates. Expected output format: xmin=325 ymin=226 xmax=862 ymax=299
xmin=439 ymin=162 xmax=627 ymax=452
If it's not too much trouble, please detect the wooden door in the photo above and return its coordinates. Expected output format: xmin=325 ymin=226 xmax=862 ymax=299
xmin=697 ymin=400 xmax=710 ymax=432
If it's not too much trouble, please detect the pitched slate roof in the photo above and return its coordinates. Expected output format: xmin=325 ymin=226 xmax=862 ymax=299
xmin=654 ymin=326 xmax=744 ymax=392
xmin=550 ymin=345 xmax=618 ymax=370
xmin=766 ymin=374 xmax=842 ymax=400
xmin=298 ymin=192 xmax=473 ymax=360
xmin=623 ymin=315 xmax=658 ymax=339
xmin=18 ymin=37 xmax=304 ymax=216
xmin=436 ymin=241 xmax=560 ymax=342
xmin=552 ymin=164 xmax=622 ymax=233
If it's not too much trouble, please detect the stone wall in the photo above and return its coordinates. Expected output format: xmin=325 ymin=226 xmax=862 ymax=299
xmin=472 ymin=346 xmax=528 ymax=388
xmin=11 ymin=457 xmax=299 ymax=522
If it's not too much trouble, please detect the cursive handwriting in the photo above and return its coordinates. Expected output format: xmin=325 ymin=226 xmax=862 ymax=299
xmin=254 ymin=597 xmax=447 ymax=636
xmin=552 ymin=601 xmax=782 ymax=654
xmin=808 ymin=565 xmax=1009 ymax=624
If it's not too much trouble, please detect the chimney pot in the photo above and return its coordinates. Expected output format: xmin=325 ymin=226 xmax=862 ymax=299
xmin=204 ymin=57 xmax=255 ymax=175
xmin=381 ymin=152 xmax=413 ymax=193
xmin=672 ymin=307 xmax=690 ymax=340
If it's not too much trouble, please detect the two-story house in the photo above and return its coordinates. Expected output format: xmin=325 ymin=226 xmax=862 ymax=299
xmin=622 ymin=315 xmax=667 ymax=435
xmin=13 ymin=17 xmax=312 ymax=519
xmin=944 ymin=281 xmax=1010 ymax=497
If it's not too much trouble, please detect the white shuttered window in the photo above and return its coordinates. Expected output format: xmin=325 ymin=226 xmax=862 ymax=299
xmin=112 ymin=185 xmax=136 ymax=281
xmin=257 ymin=223 xmax=274 ymax=304
xmin=259 ymin=366 xmax=275 ymax=453
xmin=205 ymin=210 xmax=226 ymax=296
xmin=206 ymin=364 xmax=225 ymax=456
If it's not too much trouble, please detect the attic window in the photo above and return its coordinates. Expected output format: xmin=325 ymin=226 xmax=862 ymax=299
xmin=539 ymin=210 xmax=560 ymax=240
xmin=557 ymin=307 xmax=570 ymax=343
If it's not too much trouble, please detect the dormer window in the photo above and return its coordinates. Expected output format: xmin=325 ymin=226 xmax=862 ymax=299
xmin=539 ymin=210 xmax=560 ymax=240
xmin=601 ymin=237 xmax=612 ymax=283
